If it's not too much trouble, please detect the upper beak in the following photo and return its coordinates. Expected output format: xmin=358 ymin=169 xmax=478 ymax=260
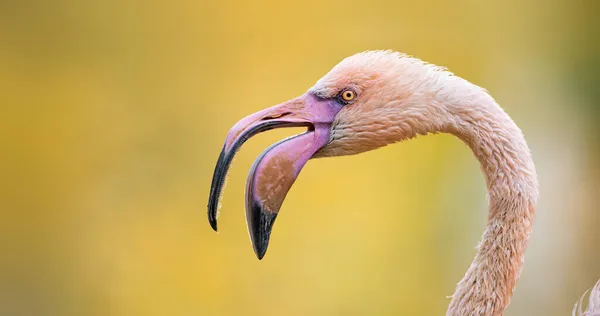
xmin=207 ymin=94 xmax=337 ymax=259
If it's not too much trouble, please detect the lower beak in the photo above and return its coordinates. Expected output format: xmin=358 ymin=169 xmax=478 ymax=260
xmin=207 ymin=96 xmax=333 ymax=259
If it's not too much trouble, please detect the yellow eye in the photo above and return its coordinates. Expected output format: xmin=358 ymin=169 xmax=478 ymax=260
xmin=341 ymin=90 xmax=356 ymax=102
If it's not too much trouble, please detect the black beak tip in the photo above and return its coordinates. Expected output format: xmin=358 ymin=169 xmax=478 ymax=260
xmin=208 ymin=148 xmax=228 ymax=233
xmin=247 ymin=199 xmax=278 ymax=261
xmin=255 ymin=246 xmax=267 ymax=260
xmin=208 ymin=216 xmax=218 ymax=232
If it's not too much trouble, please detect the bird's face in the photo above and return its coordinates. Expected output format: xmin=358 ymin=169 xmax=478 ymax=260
xmin=208 ymin=51 xmax=422 ymax=259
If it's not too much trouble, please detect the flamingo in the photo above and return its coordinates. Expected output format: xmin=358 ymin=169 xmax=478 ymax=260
xmin=207 ymin=50 xmax=599 ymax=315
xmin=574 ymin=280 xmax=600 ymax=316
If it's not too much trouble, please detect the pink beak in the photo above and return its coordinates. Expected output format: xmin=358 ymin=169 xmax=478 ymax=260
xmin=207 ymin=93 xmax=343 ymax=259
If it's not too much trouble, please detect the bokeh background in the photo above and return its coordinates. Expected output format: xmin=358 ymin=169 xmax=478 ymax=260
xmin=1 ymin=0 xmax=599 ymax=315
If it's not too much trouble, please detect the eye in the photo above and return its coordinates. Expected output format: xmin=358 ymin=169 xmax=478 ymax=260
xmin=340 ymin=89 xmax=356 ymax=103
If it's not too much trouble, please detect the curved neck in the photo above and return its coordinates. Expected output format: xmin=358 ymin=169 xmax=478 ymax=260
xmin=441 ymin=91 xmax=539 ymax=315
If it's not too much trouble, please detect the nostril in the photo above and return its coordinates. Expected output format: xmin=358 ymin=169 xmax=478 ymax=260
xmin=261 ymin=112 xmax=292 ymax=121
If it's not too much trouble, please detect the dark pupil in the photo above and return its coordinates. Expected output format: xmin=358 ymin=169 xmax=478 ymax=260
xmin=345 ymin=92 xmax=351 ymax=98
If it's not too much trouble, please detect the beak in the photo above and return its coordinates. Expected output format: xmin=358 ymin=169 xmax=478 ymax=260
xmin=207 ymin=94 xmax=339 ymax=259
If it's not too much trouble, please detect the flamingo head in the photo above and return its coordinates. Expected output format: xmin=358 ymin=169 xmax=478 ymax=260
xmin=207 ymin=50 xmax=445 ymax=259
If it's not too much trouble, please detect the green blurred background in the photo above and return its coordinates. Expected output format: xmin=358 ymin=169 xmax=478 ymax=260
xmin=1 ymin=0 xmax=599 ymax=315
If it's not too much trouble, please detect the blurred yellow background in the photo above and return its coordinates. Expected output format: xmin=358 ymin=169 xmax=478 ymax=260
xmin=1 ymin=0 xmax=599 ymax=315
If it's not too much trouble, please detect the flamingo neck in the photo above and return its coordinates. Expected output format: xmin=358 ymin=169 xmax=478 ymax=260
xmin=442 ymin=91 xmax=539 ymax=315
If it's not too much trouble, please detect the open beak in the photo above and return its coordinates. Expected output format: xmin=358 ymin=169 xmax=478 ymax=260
xmin=207 ymin=94 xmax=340 ymax=259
